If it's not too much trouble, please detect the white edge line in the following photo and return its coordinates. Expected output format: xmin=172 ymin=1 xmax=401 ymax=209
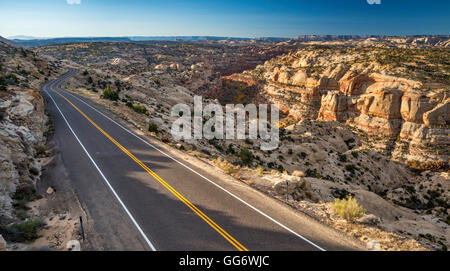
xmin=43 ymin=80 xmax=157 ymax=251
xmin=58 ymin=70 xmax=326 ymax=251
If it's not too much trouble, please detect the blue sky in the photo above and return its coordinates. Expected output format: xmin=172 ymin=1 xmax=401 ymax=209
xmin=1 ymin=0 xmax=449 ymax=38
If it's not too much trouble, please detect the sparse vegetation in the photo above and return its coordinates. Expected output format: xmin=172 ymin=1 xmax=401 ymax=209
xmin=0 ymin=218 xmax=44 ymax=242
xmin=148 ymin=122 xmax=158 ymax=133
xmin=132 ymin=104 xmax=149 ymax=115
xmin=240 ymin=147 xmax=254 ymax=166
xmin=215 ymin=157 xmax=238 ymax=174
xmin=102 ymin=86 xmax=119 ymax=101
xmin=331 ymin=196 xmax=365 ymax=222
xmin=256 ymin=166 xmax=265 ymax=176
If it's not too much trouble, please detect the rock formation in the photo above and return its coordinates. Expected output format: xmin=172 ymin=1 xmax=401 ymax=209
xmin=0 ymin=40 xmax=52 ymax=219
xmin=222 ymin=46 xmax=449 ymax=164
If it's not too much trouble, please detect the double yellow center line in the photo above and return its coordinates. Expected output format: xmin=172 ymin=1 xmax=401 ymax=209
xmin=52 ymin=88 xmax=248 ymax=251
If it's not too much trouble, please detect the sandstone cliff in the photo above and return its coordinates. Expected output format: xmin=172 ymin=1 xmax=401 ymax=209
xmin=222 ymin=46 xmax=449 ymax=164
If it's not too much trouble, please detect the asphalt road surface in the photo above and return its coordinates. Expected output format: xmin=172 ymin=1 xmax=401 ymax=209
xmin=41 ymin=69 xmax=360 ymax=251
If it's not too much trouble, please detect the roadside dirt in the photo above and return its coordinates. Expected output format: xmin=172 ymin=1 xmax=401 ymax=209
xmin=5 ymin=112 xmax=97 ymax=251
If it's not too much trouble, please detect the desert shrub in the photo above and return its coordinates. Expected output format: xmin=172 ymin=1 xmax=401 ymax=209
xmin=338 ymin=153 xmax=348 ymax=162
xmin=132 ymin=104 xmax=149 ymax=115
xmin=351 ymin=151 xmax=359 ymax=158
xmin=345 ymin=164 xmax=358 ymax=173
xmin=148 ymin=123 xmax=158 ymax=133
xmin=331 ymin=188 xmax=354 ymax=199
xmin=240 ymin=147 xmax=254 ymax=166
xmin=256 ymin=167 xmax=265 ymax=176
xmin=29 ymin=167 xmax=39 ymax=176
xmin=5 ymin=74 xmax=19 ymax=85
xmin=305 ymin=168 xmax=321 ymax=178
xmin=297 ymin=152 xmax=307 ymax=159
xmin=0 ymin=218 xmax=44 ymax=242
xmin=102 ymin=86 xmax=118 ymax=101
xmin=226 ymin=144 xmax=235 ymax=155
xmin=13 ymin=185 xmax=42 ymax=204
xmin=14 ymin=209 xmax=29 ymax=220
xmin=277 ymin=165 xmax=285 ymax=173
xmin=215 ymin=157 xmax=238 ymax=174
xmin=331 ymin=196 xmax=365 ymax=222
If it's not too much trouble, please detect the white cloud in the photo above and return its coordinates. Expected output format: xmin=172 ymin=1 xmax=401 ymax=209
xmin=67 ymin=0 xmax=81 ymax=5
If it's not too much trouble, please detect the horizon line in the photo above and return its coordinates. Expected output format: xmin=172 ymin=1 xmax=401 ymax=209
xmin=6 ymin=34 xmax=450 ymax=41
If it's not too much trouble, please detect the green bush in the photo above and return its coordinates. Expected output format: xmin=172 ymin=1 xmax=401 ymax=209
xmin=277 ymin=165 xmax=285 ymax=173
xmin=0 ymin=218 xmax=44 ymax=242
xmin=14 ymin=209 xmax=29 ymax=220
xmin=29 ymin=167 xmax=39 ymax=176
xmin=148 ymin=123 xmax=158 ymax=133
xmin=345 ymin=164 xmax=358 ymax=173
xmin=13 ymin=185 xmax=42 ymax=203
xmin=338 ymin=153 xmax=348 ymax=162
xmin=133 ymin=104 xmax=149 ymax=115
xmin=331 ymin=196 xmax=365 ymax=222
xmin=5 ymin=74 xmax=19 ymax=85
xmin=240 ymin=147 xmax=254 ymax=166
xmin=297 ymin=152 xmax=307 ymax=159
xmin=102 ymin=86 xmax=119 ymax=101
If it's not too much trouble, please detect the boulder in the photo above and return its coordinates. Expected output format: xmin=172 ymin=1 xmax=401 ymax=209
xmin=292 ymin=170 xmax=306 ymax=177
xmin=357 ymin=214 xmax=381 ymax=225
xmin=46 ymin=186 xmax=55 ymax=195
xmin=0 ymin=234 xmax=6 ymax=251
xmin=272 ymin=178 xmax=300 ymax=195
xmin=366 ymin=240 xmax=382 ymax=251
xmin=66 ymin=240 xmax=81 ymax=251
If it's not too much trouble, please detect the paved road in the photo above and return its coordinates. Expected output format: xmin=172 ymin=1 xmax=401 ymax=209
xmin=41 ymin=69 xmax=360 ymax=251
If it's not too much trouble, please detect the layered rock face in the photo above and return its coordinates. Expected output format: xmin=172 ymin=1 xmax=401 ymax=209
xmin=224 ymin=46 xmax=449 ymax=163
xmin=0 ymin=41 xmax=51 ymax=219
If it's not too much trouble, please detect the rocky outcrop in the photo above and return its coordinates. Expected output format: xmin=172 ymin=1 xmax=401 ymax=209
xmin=0 ymin=41 xmax=51 ymax=219
xmin=222 ymin=46 xmax=449 ymax=163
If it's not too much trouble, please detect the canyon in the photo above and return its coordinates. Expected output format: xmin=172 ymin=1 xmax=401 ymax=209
xmin=0 ymin=36 xmax=448 ymax=250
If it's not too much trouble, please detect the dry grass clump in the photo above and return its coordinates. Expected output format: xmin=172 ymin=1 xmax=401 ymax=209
xmin=332 ymin=196 xmax=365 ymax=222
xmin=215 ymin=157 xmax=240 ymax=174
xmin=256 ymin=167 xmax=265 ymax=177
